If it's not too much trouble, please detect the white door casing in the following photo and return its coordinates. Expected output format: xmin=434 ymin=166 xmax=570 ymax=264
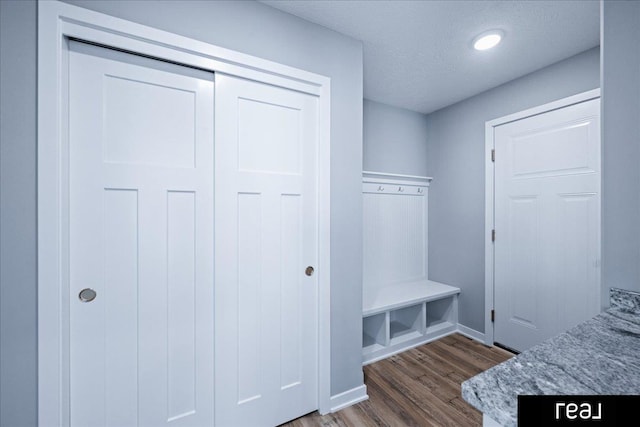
xmin=492 ymin=97 xmax=601 ymax=352
xmin=69 ymin=41 xmax=214 ymax=426
xmin=38 ymin=3 xmax=332 ymax=425
xmin=214 ymin=74 xmax=319 ymax=426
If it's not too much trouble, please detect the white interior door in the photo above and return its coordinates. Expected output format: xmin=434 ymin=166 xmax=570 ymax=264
xmin=214 ymin=74 xmax=319 ymax=427
xmin=69 ymin=41 xmax=214 ymax=426
xmin=494 ymin=98 xmax=600 ymax=352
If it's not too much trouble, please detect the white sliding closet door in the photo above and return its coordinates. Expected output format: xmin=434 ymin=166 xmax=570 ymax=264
xmin=68 ymin=41 xmax=214 ymax=426
xmin=215 ymin=74 xmax=319 ymax=427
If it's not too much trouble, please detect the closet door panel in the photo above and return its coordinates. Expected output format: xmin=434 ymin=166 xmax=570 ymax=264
xmin=215 ymin=74 xmax=319 ymax=427
xmin=68 ymin=41 xmax=214 ymax=427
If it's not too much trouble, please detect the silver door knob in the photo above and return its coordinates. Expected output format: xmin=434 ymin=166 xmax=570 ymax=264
xmin=79 ymin=288 xmax=97 ymax=302
xmin=305 ymin=266 xmax=314 ymax=276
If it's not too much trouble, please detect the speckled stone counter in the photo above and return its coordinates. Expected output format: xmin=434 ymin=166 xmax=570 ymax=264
xmin=461 ymin=288 xmax=640 ymax=427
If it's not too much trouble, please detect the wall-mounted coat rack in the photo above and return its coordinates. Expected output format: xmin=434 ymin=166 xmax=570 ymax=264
xmin=361 ymin=171 xmax=460 ymax=365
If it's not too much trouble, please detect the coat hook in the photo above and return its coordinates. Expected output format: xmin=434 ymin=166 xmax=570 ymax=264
xmin=398 ymin=186 xmax=404 ymax=192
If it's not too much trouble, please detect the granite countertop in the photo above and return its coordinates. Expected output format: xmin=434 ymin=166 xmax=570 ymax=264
xmin=461 ymin=288 xmax=640 ymax=427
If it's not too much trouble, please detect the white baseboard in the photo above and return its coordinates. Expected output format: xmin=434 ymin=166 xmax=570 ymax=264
xmin=328 ymin=384 xmax=368 ymax=413
xmin=457 ymin=324 xmax=486 ymax=343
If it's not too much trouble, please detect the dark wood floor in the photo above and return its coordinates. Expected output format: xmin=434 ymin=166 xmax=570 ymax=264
xmin=281 ymin=333 xmax=514 ymax=427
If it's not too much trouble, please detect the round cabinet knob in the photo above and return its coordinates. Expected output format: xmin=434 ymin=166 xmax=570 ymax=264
xmin=78 ymin=288 xmax=97 ymax=303
xmin=305 ymin=266 xmax=315 ymax=277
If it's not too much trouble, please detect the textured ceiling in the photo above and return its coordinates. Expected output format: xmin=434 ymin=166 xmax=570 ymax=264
xmin=261 ymin=0 xmax=600 ymax=114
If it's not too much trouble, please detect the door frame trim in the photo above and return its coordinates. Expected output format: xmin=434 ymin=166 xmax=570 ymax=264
xmin=37 ymin=1 xmax=332 ymax=424
xmin=484 ymin=88 xmax=601 ymax=346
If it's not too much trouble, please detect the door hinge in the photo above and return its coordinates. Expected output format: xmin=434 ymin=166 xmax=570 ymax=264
xmin=491 ymin=309 xmax=495 ymax=322
xmin=491 ymin=229 xmax=496 ymax=242
xmin=491 ymin=149 xmax=495 ymax=162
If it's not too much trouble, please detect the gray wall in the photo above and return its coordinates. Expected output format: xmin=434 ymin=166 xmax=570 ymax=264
xmin=0 ymin=1 xmax=363 ymax=424
xmin=602 ymin=0 xmax=640 ymax=302
xmin=0 ymin=1 xmax=38 ymax=426
xmin=363 ymin=99 xmax=429 ymax=176
xmin=426 ymin=47 xmax=600 ymax=333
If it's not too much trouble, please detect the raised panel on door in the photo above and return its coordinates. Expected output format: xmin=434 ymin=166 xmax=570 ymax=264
xmin=494 ymin=98 xmax=600 ymax=352
xmin=68 ymin=41 xmax=214 ymax=427
xmin=215 ymin=74 xmax=318 ymax=427
xmin=555 ymin=192 xmax=599 ymax=332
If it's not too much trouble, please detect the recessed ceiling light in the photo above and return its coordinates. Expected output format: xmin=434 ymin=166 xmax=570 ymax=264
xmin=473 ymin=30 xmax=503 ymax=51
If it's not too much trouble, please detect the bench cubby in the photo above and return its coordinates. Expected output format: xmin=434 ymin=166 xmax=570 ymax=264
xmin=362 ymin=280 xmax=459 ymax=365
